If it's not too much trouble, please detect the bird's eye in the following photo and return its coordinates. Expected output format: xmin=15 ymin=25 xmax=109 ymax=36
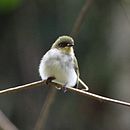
xmin=58 ymin=42 xmax=68 ymax=47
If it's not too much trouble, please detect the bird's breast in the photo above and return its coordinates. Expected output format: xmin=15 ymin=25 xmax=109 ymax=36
xmin=39 ymin=49 xmax=77 ymax=87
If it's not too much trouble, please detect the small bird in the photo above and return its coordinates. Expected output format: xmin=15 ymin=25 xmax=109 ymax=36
xmin=39 ymin=35 xmax=88 ymax=91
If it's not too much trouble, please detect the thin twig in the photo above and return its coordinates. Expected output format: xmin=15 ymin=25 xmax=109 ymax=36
xmin=0 ymin=110 xmax=19 ymax=130
xmin=70 ymin=0 xmax=94 ymax=38
xmin=0 ymin=80 xmax=45 ymax=94
xmin=119 ymin=0 xmax=130 ymax=24
xmin=34 ymin=88 xmax=57 ymax=130
xmin=0 ymin=80 xmax=130 ymax=107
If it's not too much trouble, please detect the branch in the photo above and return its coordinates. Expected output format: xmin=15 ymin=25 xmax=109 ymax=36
xmin=70 ymin=0 xmax=94 ymax=38
xmin=0 ymin=80 xmax=45 ymax=94
xmin=0 ymin=80 xmax=130 ymax=107
xmin=34 ymin=88 xmax=57 ymax=130
xmin=0 ymin=110 xmax=19 ymax=130
xmin=119 ymin=0 xmax=130 ymax=24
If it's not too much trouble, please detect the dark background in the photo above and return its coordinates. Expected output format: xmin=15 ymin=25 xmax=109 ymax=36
xmin=0 ymin=0 xmax=130 ymax=130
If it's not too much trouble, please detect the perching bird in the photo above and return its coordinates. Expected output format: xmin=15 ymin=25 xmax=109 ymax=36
xmin=39 ymin=35 xmax=88 ymax=91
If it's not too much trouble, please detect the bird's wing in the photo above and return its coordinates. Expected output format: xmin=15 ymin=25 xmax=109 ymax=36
xmin=73 ymin=56 xmax=79 ymax=87
xmin=73 ymin=56 xmax=89 ymax=90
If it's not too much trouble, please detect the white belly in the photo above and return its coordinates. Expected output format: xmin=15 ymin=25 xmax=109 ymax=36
xmin=39 ymin=49 xmax=77 ymax=87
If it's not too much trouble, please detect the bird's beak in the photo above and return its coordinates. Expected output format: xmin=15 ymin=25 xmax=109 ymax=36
xmin=67 ymin=43 xmax=74 ymax=47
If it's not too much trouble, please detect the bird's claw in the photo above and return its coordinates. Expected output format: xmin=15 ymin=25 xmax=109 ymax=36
xmin=46 ymin=77 xmax=55 ymax=85
xmin=62 ymin=83 xmax=67 ymax=93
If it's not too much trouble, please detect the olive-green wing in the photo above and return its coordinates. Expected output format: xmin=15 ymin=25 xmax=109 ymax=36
xmin=73 ymin=56 xmax=79 ymax=87
xmin=73 ymin=57 xmax=89 ymax=90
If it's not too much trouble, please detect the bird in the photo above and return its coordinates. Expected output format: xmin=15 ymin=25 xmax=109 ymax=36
xmin=39 ymin=35 xmax=89 ymax=91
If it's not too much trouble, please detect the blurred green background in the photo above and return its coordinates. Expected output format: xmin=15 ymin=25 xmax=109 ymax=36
xmin=0 ymin=0 xmax=130 ymax=130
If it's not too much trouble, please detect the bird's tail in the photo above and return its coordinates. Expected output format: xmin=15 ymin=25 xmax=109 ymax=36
xmin=79 ymin=78 xmax=89 ymax=91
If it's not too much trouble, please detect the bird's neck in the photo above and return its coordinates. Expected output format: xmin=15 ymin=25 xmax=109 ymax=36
xmin=61 ymin=47 xmax=74 ymax=56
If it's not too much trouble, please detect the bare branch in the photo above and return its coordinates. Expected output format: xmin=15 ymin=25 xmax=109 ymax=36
xmin=0 ymin=110 xmax=19 ymax=130
xmin=0 ymin=80 xmax=45 ymax=94
xmin=0 ymin=80 xmax=130 ymax=107
xmin=34 ymin=88 xmax=57 ymax=130
xmin=119 ymin=0 xmax=130 ymax=23
xmin=71 ymin=0 xmax=94 ymax=38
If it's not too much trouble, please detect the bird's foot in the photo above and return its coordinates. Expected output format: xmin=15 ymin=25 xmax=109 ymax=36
xmin=62 ymin=83 xmax=67 ymax=93
xmin=46 ymin=77 xmax=55 ymax=85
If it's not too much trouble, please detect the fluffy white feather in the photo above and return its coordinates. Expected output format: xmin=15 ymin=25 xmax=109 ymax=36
xmin=39 ymin=48 xmax=77 ymax=87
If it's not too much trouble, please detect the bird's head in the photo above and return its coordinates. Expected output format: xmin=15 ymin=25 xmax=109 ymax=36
xmin=51 ymin=36 xmax=74 ymax=55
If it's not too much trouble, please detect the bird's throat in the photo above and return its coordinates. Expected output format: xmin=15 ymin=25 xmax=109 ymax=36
xmin=60 ymin=47 xmax=74 ymax=55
